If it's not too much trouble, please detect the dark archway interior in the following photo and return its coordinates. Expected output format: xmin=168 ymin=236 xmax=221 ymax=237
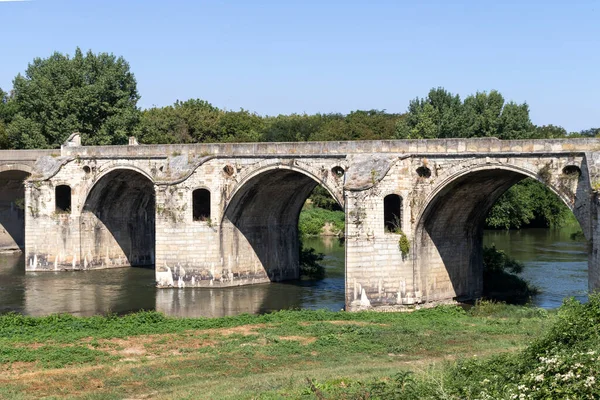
xmin=83 ymin=170 xmax=155 ymax=268
xmin=222 ymin=169 xmax=332 ymax=281
xmin=416 ymin=169 xmax=527 ymax=301
xmin=0 ymin=170 xmax=29 ymax=252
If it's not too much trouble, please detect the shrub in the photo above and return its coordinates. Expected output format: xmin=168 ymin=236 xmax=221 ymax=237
xmin=298 ymin=206 xmax=345 ymax=237
xmin=483 ymin=245 xmax=538 ymax=303
xmin=299 ymin=239 xmax=325 ymax=279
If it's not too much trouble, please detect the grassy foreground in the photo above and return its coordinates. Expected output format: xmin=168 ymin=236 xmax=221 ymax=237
xmin=0 ymin=303 xmax=558 ymax=400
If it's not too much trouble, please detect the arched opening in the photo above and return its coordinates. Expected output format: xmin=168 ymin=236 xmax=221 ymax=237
xmin=0 ymin=170 xmax=30 ymax=252
xmin=192 ymin=189 xmax=211 ymax=221
xmin=384 ymin=194 xmax=402 ymax=233
xmin=221 ymin=168 xmax=343 ymax=285
xmin=81 ymin=169 xmax=155 ymax=269
xmin=414 ymin=168 xmax=585 ymax=304
xmin=55 ymin=185 xmax=72 ymax=213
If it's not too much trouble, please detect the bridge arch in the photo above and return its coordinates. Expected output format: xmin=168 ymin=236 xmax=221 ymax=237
xmin=0 ymin=168 xmax=31 ymax=252
xmin=0 ymin=163 xmax=34 ymax=175
xmin=225 ymin=161 xmax=344 ymax=211
xmin=413 ymin=159 xmax=589 ymax=303
xmin=80 ymin=168 xmax=155 ymax=269
xmin=79 ymin=164 xmax=154 ymax=213
xmin=221 ymin=163 xmax=344 ymax=283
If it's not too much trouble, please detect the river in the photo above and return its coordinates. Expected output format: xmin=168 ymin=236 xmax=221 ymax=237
xmin=0 ymin=228 xmax=587 ymax=317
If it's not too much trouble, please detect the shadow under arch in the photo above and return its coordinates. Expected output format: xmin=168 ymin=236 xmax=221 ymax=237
xmin=81 ymin=169 xmax=155 ymax=268
xmin=414 ymin=165 xmax=587 ymax=303
xmin=221 ymin=165 xmax=343 ymax=283
xmin=0 ymin=169 xmax=31 ymax=252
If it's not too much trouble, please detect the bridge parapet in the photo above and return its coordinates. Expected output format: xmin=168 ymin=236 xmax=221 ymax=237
xmin=55 ymin=138 xmax=600 ymax=158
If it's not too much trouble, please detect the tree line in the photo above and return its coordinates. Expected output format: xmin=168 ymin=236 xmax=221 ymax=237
xmin=1 ymin=49 xmax=597 ymax=150
xmin=1 ymin=49 xmax=597 ymax=229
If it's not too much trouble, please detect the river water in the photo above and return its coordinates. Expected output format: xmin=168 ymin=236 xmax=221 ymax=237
xmin=0 ymin=229 xmax=587 ymax=317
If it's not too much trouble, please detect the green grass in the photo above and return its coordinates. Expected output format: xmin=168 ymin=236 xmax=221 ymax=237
xmin=0 ymin=303 xmax=557 ymax=399
xmin=271 ymin=296 xmax=599 ymax=399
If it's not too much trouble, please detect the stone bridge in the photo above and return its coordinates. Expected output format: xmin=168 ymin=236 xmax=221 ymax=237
xmin=2 ymin=135 xmax=600 ymax=311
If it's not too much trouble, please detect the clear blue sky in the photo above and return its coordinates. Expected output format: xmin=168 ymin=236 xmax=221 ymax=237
xmin=0 ymin=0 xmax=598 ymax=132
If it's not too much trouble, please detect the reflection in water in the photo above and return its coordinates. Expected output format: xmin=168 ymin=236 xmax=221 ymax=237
xmin=0 ymin=230 xmax=588 ymax=316
xmin=158 ymin=236 xmax=346 ymax=317
xmin=0 ymin=252 xmax=157 ymax=316
xmin=483 ymin=226 xmax=588 ymax=309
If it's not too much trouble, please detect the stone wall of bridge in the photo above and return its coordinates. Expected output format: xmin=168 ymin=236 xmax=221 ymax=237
xmin=4 ymin=137 xmax=600 ymax=311
xmin=344 ymin=152 xmax=594 ymax=310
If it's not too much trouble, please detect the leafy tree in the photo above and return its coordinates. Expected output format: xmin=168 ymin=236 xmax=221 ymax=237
xmin=486 ymin=178 xmax=571 ymax=229
xmin=497 ymin=101 xmax=534 ymax=139
xmin=532 ymin=124 xmax=568 ymax=139
xmin=312 ymin=110 xmax=401 ymax=141
xmin=0 ymin=121 xmax=8 ymax=149
xmin=309 ymin=114 xmax=347 ymax=141
xmin=6 ymin=48 xmax=140 ymax=148
xmin=573 ymin=127 xmax=600 ymax=137
xmin=308 ymin=186 xmax=342 ymax=211
xmin=0 ymin=89 xmax=13 ymax=149
xmin=342 ymin=110 xmax=401 ymax=140
xmin=137 ymin=99 xmax=222 ymax=144
xmin=5 ymin=115 xmax=47 ymax=149
xmin=263 ymin=114 xmax=325 ymax=142
xmin=396 ymin=87 xmax=462 ymax=139
xmin=462 ymin=90 xmax=505 ymax=137
xmin=215 ymin=108 xmax=265 ymax=142
xmin=0 ymin=88 xmax=17 ymax=124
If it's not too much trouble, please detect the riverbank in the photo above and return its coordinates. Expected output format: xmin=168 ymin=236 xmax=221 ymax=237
xmin=0 ymin=303 xmax=555 ymax=399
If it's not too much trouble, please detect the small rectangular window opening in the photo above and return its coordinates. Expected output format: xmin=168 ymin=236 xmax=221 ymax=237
xmin=384 ymin=194 xmax=402 ymax=233
xmin=193 ymin=189 xmax=211 ymax=221
xmin=55 ymin=185 xmax=72 ymax=213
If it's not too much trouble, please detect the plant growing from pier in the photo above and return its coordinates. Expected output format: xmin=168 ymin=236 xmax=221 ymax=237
xmin=388 ymin=215 xmax=410 ymax=259
xmin=398 ymin=231 xmax=410 ymax=259
xmin=538 ymin=162 xmax=553 ymax=183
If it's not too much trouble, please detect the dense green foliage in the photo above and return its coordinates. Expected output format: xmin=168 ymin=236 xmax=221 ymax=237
xmin=0 ymin=51 xmax=595 ymax=149
xmin=307 ymin=186 xmax=343 ymax=212
xmin=439 ymin=295 xmax=600 ymax=399
xmin=486 ymin=178 xmax=572 ymax=229
xmin=396 ymin=87 xmax=534 ymax=139
xmin=298 ymin=205 xmax=345 ymax=236
xmin=270 ymin=296 xmax=598 ymax=399
xmin=0 ymin=50 xmax=595 ymax=230
xmin=1 ymin=48 xmax=139 ymax=148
